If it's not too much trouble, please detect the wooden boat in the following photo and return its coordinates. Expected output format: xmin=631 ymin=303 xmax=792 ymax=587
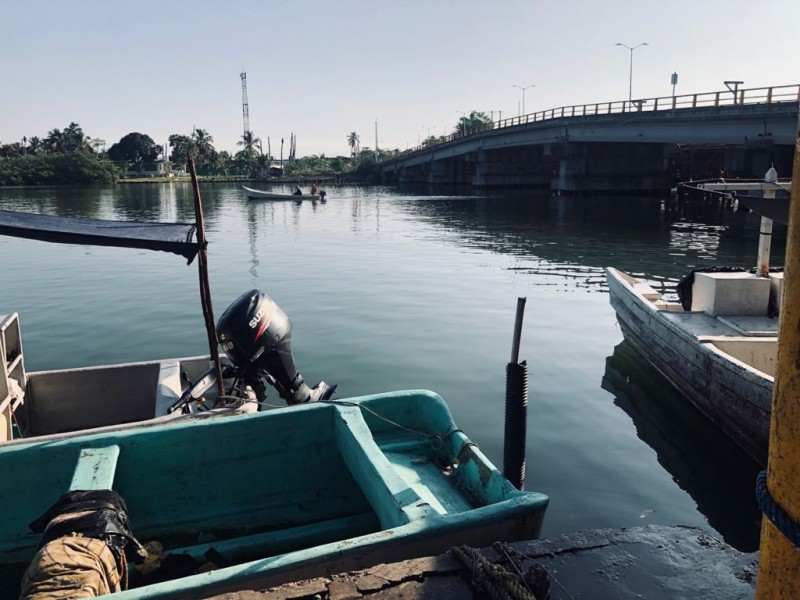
xmin=242 ymin=186 xmax=323 ymax=200
xmin=0 ymin=389 xmax=549 ymax=598
xmin=605 ymin=266 xmax=779 ymax=465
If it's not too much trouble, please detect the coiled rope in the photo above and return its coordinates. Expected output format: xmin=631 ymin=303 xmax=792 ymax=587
xmin=756 ymin=470 xmax=800 ymax=548
xmin=450 ymin=545 xmax=537 ymax=600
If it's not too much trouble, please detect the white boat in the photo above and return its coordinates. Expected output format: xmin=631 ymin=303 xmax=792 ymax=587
xmin=605 ymin=266 xmax=780 ymax=465
xmin=242 ymin=185 xmax=323 ymax=200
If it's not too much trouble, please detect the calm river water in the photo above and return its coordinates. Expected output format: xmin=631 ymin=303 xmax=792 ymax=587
xmin=0 ymin=183 xmax=775 ymax=552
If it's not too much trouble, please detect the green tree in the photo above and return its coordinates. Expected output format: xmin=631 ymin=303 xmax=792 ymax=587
xmin=168 ymin=134 xmax=195 ymax=165
xmin=63 ymin=122 xmax=87 ymax=152
xmin=44 ymin=128 xmax=67 ymax=153
xmin=107 ymin=132 xmax=161 ymax=170
xmin=347 ymin=132 xmax=360 ymax=158
xmin=0 ymin=143 xmax=22 ymax=158
xmin=27 ymin=136 xmax=43 ymax=156
xmin=238 ymin=130 xmax=262 ymax=158
xmin=454 ymin=111 xmax=493 ymax=136
xmin=0 ymin=153 xmax=121 ymax=185
xmin=192 ymin=128 xmax=215 ymax=165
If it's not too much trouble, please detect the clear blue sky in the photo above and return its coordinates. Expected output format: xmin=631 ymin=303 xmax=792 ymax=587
xmin=2 ymin=0 xmax=799 ymax=158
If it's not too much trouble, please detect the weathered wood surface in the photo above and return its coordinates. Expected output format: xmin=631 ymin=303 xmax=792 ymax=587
xmin=207 ymin=526 xmax=757 ymax=600
xmin=607 ymin=268 xmax=772 ymax=464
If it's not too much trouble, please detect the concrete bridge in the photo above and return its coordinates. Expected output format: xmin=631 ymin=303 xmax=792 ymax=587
xmin=379 ymin=85 xmax=800 ymax=193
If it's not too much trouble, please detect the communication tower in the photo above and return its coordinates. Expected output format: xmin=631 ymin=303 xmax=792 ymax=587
xmin=240 ymin=71 xmax=250 ymax=136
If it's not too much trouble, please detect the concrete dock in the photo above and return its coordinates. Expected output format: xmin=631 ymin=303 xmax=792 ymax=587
xmin=207 ymin=525 xmax=758 ymax=599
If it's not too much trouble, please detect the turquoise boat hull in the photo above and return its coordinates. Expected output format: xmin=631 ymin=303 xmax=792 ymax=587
xmin=0 ymin=390 xmax=548 ymax=598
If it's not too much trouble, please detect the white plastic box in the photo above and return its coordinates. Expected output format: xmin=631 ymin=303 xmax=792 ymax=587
xmin=691 ymin=272 xmax=770 ymax=317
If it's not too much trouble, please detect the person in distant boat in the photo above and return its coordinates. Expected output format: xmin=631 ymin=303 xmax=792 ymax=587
xmin=310 ymin=184 xmax=318 ymax=195
xmin=293 ymin=186 xmax=302 ymax=195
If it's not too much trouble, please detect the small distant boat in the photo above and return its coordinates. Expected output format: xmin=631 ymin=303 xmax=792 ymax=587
xmin=242 ymin=186 xmax=325 ymax=201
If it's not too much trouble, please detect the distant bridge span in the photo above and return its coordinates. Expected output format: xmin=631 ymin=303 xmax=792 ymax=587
xmin=380 ymin=85 xmax=799 ymax=192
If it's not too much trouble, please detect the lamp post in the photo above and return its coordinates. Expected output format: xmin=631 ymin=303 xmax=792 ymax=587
xmin=512 ymin=84 xmax=535 ymax=116
xmin=615 ymin=42 xmax=648 ymax=102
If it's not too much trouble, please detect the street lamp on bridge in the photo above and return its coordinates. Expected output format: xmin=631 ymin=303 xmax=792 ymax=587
xmin=512 ymin=84 xmax=535 ymax=116
xmin=616 ymin=42 xmax=648 ymax=102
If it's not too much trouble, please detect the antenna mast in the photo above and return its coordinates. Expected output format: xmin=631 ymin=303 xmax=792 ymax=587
xmin=240 ymin=71 xmax=250 ymax=136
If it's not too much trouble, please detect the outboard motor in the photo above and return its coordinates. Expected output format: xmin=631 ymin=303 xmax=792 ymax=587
xmin=216 ymin=290 xmax=335 ymax=405
xmin=169 ymin=290 xmax=335 ymax=413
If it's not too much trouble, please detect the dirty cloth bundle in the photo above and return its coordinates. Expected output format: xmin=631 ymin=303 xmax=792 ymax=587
xmin=20 ymin=490 xmax=146 ymax=599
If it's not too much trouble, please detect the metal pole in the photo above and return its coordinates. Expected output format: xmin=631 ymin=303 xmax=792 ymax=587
xmin=628 ymin=48 xmax=634 ymax=102
xmin=510 ymin=297 xmax=526 ymax=364
xmin=755 ymin=112 xmax=800 ymax=599
xmin=756 ymin=167 xmax=777 ymax=277
xmin=617 ymin=43 xmax=647 ymax=103
xmin=504 ymin=297 xmax=528 ymax=490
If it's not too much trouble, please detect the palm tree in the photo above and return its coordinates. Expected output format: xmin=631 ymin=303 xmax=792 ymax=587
xmin=237 ymin=130 xmax=262 ymax=158
xmin=45 ymin=128 xmax=67 ymax=153
xmin=63 ymin=122 xmax=86 ymax=152
xmin=27 ymin=136 xmax=42 ymax=156
xmin=347 ymin=132 xmax=360 ymax=158
xmin=192 ymin=129 xmax=215 ymax=163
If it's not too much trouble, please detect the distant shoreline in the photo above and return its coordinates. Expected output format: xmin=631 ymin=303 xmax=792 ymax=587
xmin=117 ymin=176 xmax=355 ymax=186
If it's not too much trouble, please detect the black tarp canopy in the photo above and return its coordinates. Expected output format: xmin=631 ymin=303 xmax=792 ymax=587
xmin=0 ymin=210 xmax=199 ymax=262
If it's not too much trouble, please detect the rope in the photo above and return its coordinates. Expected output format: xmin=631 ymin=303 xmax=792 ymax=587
xmin=495 ymin=542 xmax=577 ymax=600
xmin=756 ymin=470 xmax=800 ymax=548
xmin=450 ymin=545 xmax=537 ymax=600
xmin=324 ymin=399 xmax=469 ymax=452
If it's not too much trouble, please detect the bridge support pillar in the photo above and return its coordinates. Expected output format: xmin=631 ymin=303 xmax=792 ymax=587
xmin=427 ymin=156 xmax=474 ymax=185
xmin=473 ymin=149 xmax=552 ymax=189
xmin=552 ymin=142 xmax=671 ymax=193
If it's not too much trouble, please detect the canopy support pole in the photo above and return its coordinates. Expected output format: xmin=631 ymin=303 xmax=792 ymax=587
xmin=188 ymin=152 xmax=225 ymax=401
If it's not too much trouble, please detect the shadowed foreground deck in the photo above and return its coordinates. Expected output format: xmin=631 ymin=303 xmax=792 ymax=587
xmin=208 ymin=525 xmax=757 ymax=599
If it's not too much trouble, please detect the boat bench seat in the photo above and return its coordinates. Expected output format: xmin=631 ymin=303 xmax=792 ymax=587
xmin=660 ymin=311 xmax=742 ymax=337
xmin=632 ymin=282 xmax=661 ymax=302
xmin=715 ymin=315 xmax=779 ymax=337
xmin=654 ymin=300 xmax=684 ymax=311
xmin=69 ymin=445 xmax=120 ymax=491
xmin=334 ymin=405 xmax=432 ymax=529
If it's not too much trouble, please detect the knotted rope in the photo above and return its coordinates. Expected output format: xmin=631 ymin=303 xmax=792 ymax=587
xmin=450 ymin=545 xmax=537 ymax=600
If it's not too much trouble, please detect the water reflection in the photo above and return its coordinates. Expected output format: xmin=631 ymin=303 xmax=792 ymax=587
xmin=602 ymin=340 xmax=761 ymax=551
xmin=392 ymin=192 xmax=786 ymax=295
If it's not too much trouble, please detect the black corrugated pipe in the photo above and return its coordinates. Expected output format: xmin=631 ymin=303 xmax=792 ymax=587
xmin=503 ymin=297 xmax=528 ymax=490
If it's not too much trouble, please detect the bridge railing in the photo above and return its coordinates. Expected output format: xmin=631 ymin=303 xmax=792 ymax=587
xmin=385 ymin=84 xmax=800 ymax=162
